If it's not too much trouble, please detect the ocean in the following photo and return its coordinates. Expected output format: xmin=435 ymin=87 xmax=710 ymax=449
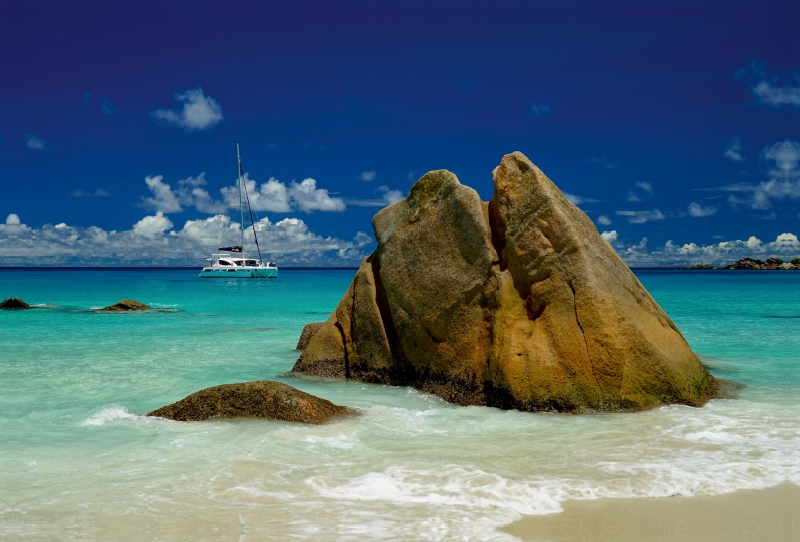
xmin=2 ymin=268 xmax=799 ymax=541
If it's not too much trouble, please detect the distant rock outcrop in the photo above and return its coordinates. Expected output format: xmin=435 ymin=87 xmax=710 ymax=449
xmin=0 ymin=297 xmax=31 ymax=309
xmin=98 ymin=299 xmax=153 ymax=311
xmin=147 ymin=380 xmax=349 ymax=424
xmin=724 ymin=257 xmax=798 ymax=270
xmin=293 ymin=151 xmax=718 ymax=412
xmin=683 ymin=257 xmax=799 ymax=270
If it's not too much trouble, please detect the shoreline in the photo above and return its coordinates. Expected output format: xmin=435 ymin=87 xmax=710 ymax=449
xmin=502 ymin=482 xmax=800 ymax=542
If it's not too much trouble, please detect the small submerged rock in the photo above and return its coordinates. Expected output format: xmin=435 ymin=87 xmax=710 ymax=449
xmin=296 ymin=322 xmax=325 ymax=350
xmin=98 ymin=299 xmax=153 ymax=311
xmin=147 ymin=380 xmax=349 ymax=424
xmin=0 ymin=297 xmax=31 ymax=309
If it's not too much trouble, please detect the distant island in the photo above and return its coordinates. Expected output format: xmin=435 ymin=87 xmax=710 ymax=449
xmin=684 ymin=257 xmax=800 ymax=270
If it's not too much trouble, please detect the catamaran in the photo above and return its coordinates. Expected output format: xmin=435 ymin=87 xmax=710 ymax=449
xmin=200 ymin=144 xmax=278 ymax=278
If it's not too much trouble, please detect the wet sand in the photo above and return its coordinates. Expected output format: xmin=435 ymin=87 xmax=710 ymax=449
xmin=503 ymin=483 xmax=800 ymax=542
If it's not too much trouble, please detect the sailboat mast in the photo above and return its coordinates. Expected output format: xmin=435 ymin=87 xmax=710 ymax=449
xmin=236 ymin=143 xmax=245 ymax=258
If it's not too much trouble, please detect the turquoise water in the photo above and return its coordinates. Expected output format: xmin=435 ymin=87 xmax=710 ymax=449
xmin=2 ymin=269 xmax=800 ymax=541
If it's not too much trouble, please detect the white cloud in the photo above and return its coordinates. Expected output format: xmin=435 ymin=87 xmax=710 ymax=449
xmin=528 ymin=102 xmax=553 ymax=117
xmin=687 ymin=202 xmax=716 ymax=217
xmin=723 ymin=137 xmax=745 ymax=162
xmin=360 ymin=170 xmax=377 ymax=182
xmin=563 ymin=193 xmax=598 ymax=206
xmin=140 ymin=173 xmax=348 ymax=215
xmin=600 ymin=230 xmax=617 ymax=243
xmin=101 ymin=98 xmax=118 ymax=116
xmin=132 ymin=212 xmax=174 ymax=238
xmin=617 ymin=232 xmax=800 ymax=267
xmin=593 ymin=228 xmax=800 ymax=266
xmin=627 ymin=182 xmax=652 ymax=202
xmin=737 ymin=60 xmax=800 ymax=108
xmin=221 ymin=175 xmax=292 ymax=213
xmin=0 ymin=214 xmax=373 ymax=266
xmin=142 ymin=175 xmax=183 ymax=213
xmin=25 ymin=133 xmax=48 ymax=150
xmin=590 ymin=156 xmax=617 ymax=169
xmin=288 ymin=178 xmax=345 ymax=212
xmin=707 ymin=140 xmax=800 ymax=210
xmin=149 ymin=87 xmax=224 ymax=131
xmin=73 ymin=189 xmax=110 ymax=198
xmin=346 ymin=185 xmax=405 ymax=207
xmin=627 ymin=191 xmax=641 ymax=202
xmin=616 ymin=209 xmax=664 ymax=223
xmin=597 ymin=215 xmax=612 ymax=226
xmin=752 ymin=81 xmax=800 ymax=107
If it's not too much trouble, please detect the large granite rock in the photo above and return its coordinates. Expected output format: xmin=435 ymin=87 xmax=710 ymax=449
xmin=98 ymin=299 xmax=152 ymax=311
xmin=147 ymin=380 xmax=349 ymax=424
xmin=293 ymin=152 xmax=718 ymax=412
xmin=0 ymin=297 xmax=31 ymax=309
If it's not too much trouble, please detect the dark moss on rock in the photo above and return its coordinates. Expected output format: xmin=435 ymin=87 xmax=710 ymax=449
xmin=0 ymin=297 xmax=31 ymax=309
xmin=98 ymin=299 xmax=153 ymax=311
xmin=147 ymin=380 xmax=350 ymax=424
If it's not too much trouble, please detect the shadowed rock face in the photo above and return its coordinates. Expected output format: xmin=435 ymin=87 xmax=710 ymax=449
xmin=98 ymin=299 xmax=152 ymax=311
xmin=0 ymin=297 xmax=31 ymax=309
xmin=147 ymin=381 xmax=349 ymax=424
xmin=293 ymin=152 xmax=718 ymax=412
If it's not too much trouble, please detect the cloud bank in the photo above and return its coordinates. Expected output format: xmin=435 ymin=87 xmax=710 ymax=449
xmin=4 ymin=208 xmax=799 ymax=268
xmin=614 ymin=232 xmax=800 ymax=267
xmin=0 ymin=213 xmax=371 ymax=266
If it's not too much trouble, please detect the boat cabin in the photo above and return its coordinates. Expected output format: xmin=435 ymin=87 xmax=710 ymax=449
xmin=204 ymin=254 xmax=277 ymax=269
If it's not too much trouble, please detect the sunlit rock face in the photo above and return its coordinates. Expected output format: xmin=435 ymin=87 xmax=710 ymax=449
xmin=293 ymin=152 xmax=718 ymax=412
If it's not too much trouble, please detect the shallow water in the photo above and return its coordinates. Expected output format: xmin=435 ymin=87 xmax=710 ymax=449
xmin=1 ymin=269 xmax=799 ymax=541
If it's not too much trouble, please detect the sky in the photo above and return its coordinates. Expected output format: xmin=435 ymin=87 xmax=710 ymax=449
xmin=1 ymin=0 xmax=798 ymax=266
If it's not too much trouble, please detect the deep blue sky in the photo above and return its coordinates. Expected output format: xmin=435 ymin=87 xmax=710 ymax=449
xmin=1 ymin=0 xmax=798 ymax=265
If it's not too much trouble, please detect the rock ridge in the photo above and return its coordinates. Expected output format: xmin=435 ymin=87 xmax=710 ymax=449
xmin=293 ymin=152 xmax=718 ymax=412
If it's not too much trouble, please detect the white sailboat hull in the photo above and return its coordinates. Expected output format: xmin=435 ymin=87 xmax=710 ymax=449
xmin=200 ymin=267 xmax=278 ymax=278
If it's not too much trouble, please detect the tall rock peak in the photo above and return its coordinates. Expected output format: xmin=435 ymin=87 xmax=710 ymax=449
xmin=294 ymin=152 xmax=718 ymax=412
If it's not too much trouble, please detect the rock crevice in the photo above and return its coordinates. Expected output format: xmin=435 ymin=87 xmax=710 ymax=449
xmin=293 ymin=152 xmax=718 ymax=412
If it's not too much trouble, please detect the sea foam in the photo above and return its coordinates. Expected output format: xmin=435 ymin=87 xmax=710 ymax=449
xmin=81 ymin=406 xmax=142 ymax=426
